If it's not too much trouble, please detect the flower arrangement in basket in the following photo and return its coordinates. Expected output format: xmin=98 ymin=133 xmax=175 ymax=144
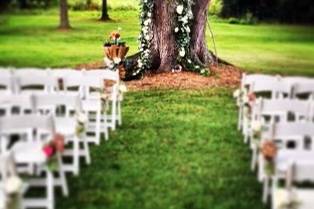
xmin=104 ymin=29 xmax=129 ymax=70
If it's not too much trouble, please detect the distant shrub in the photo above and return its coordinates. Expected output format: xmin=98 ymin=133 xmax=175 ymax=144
xmin=228 ymin=12 xmax=257 ymax=25
xmin=209 ymin=0 xmax=222 ymax=16
xmin=69 ymin=0 xmax=100 ymax=11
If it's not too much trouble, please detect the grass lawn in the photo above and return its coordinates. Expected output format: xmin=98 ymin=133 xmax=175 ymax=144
xmin=0 ymin=9 xmax=314 ymax=75
xmin=56 ymin=89 xmax=267 ymax=209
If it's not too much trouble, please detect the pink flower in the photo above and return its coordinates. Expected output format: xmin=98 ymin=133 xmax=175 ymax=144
xmin=42 ymin=145 xmax=55 ymax=158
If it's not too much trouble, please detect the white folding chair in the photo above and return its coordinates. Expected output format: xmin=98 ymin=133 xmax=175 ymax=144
xmin=272 ymin=153 xmax=314 ymax=209
xmin=84 ymin=70 xmax=122 ymax=131
xmin=260 ymin=122 xmax=314 ymax=203
xmin=33 ymin=93 xmax=91 ymax=175
xmin=80 ymin=73 xmax=104 ymax=144
xmin=237 ymin=73 xmax=280 ymax=131
xmin=0 ymin=115 xmax=69 ymax=209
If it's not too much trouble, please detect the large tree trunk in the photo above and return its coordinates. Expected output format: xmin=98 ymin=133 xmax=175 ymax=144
xmin=100 ymin=0 xmax=110 ymax=21
xmin=59 ymin=0 xmax=71 ymax=30
xmin=149 ymin=0 xmax=214 ymax=72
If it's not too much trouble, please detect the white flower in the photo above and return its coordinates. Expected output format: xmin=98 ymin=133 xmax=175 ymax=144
xmin=179 ymin=48 xmax=185 ymax=57
xmin=233 ymin=89 xmax=240 ymax=98
xmin=144 ymin=0 xmax=147 ymax=3
xmin=182 ymin=16 xmax=188 ymax=24
xmin=201 ymin=69 xmax=206 ymax=74
xmin=251 ymin=121 xmax=261 ymax=132
xmin=144 ymin=19 xmax=151 ymax=26
xmin=137 ymin=60 xmax=143 ymax=68
xmin=113 ymin=57 xmax=121 ymax=64
xmin=147 ymin=12 xmax=152 ymax=17
xmin=176 ymin=5 xmax=184 ymax=15
xmin=119 ymin=83 xmax=128 ymax=93
xmin=185 ymin=26 xmax=190 ymax=33
xmin=5 ymin=176 xmax=23 ymax=194
xmin=195 ymin=65 xmax=200 ymax=69
xmin=145 ymin=35 xmax=150 ymax=40
xmin=175 ymin=27 xmax=179 ymax=33
xmin=77 ymin=112 xmax=88 ymax=124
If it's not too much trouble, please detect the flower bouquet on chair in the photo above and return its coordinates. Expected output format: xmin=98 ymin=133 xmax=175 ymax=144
xmin=103 ymin=30 xmax=129 ymax=71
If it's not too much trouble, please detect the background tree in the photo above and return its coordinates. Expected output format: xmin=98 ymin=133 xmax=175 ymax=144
xmin=100 ymin=0 xmax=110 ymax=21
xmin=59 ymin=0 xmax=71 ymax=29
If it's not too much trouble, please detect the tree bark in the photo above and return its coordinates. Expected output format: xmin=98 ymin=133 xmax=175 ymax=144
xmin=149 ymin=0 xmax=213 ymax=72
xmin=100 ymin=0 xmax=110 ymax=21
xmin=59 ymin=0 xmax=71 ymax=30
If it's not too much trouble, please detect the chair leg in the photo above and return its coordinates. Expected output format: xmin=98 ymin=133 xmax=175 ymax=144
xmin=82 ymin=136 xmax=91 ymax=165
xmin=58 ymin=155 xmax=69 ymax=197
xmin=238 ymin=105 xmax=243 ymax=131
xmin=111 ymin=100 xmax=117 ymax=131
xmin=262 ymin=177 xmax=270 ymax=204
xmin=73 ymin=137 xmax=80 ymax=176
xmin=118 ymin=101 xmax=122 ymax=126
xmin=251 ymin=147 xmax=257 ymax=171
xmin=46 ymin=170 xmax=54 ymax=209
xmin=95 ymin=110 xmax=101 ymax=145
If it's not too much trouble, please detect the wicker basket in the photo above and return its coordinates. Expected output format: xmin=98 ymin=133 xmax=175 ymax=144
xmin=104 ymin=45 xmax=129 ymax=60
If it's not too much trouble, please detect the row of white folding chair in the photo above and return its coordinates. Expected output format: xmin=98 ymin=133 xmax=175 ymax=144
xmin=0 ymin=115 xmax=68 ymax=209
xmin=0 ymin=69 xmax=115 ymax=144
xmin=0 ymin=93 xmax=91 ymax=176
xmin=237 ymin=74 xmax=314 ymax=131
xmin=258 ymin=122 xmax=314 ymax=204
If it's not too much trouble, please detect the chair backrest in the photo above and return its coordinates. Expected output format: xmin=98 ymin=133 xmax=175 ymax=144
xmin=33 ymin=93 xmax=82 ymax=117
xmin=0 ymin=115 xmax=55 ymax=148
xmin=62 ymin=70 xmax=85 ymax=97
xmin=14 ymin=69 xmax=57 ymax=94
xmin=254 ymin=98 xmax=311 ymax=122
xmin=250 ymin=79 xmax=291 ymax=99
xmin=0 ymin=95 xmax=35 ymax=116
xmin=84 ymin=69 xmax=119 ymax=82
xmin=241 ymin=74 xmax=279 ymax=91
xmin=263 ymin=122 xmax=314 ymax=151
xmin=293 ymin=81 xmax=314 ymax=99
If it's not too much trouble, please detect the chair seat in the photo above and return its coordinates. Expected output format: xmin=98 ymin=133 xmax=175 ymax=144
xmin=82 ymin=100 xmax=101 ymax=111
xmin=273 ymin=188 xmax=314 ymax=209
xmin=276 ymin=151 xmax=314 ymax=172
xmin=54 ymin=118 xmax=76 ymax=136
xmin=12 ymin=142 xmax=46 ymax=165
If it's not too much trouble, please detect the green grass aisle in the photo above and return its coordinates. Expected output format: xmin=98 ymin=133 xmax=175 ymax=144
xmin=57 ymin=89 xmax=267 ymax=209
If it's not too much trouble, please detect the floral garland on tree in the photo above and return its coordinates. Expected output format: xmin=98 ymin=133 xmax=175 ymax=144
xmin=134 ymin=0 xmax=154 ymax=76
xmin=175 ymin=0 xmax=210 ymax=76
xmin=136 ymin=0 xmax=210 ymax=76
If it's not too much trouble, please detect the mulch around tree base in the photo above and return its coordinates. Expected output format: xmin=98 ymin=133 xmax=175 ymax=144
xmin=76 ymin=62 xmax=242 ymax=91
xmin=126 ymin=65 xmax=242 ymax=91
